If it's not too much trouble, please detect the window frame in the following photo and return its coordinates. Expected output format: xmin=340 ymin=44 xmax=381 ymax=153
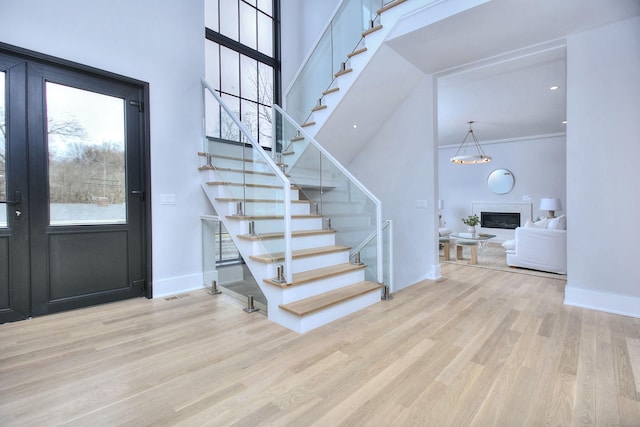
xmin=205 ymin=0 xmax=281 ymax=149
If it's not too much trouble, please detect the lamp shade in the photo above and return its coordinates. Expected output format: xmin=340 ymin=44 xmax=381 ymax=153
xmin=539 ymin=197 xmax=562 ymax=212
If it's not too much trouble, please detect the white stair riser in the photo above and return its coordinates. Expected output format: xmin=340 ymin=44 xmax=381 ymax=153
xmin=279 ymin=269 xmax=365 ymax=304
xmin=209 ymin=158 xmax=277 ymax=175
xmin=243 ymin=232 xmax=336 ymax=254
xmin=292 ymin=233 xmax=336 ymax=250
xmin=290 ymin=251 xmax=350 ymax=274
xmin=219 ymin=201 xmax=311 ymax=216
xmin=203 ymin=169 xmax=282 ymax=186
xmin=257 ymin=250 xmax=349 ymax=277
xmin=208 ymin=184 xmax=300 ymax=201
xmin=271 ymin=289 xmax=381 ymax=334
xmin=232 ymin=217 xmax=323 ymax=234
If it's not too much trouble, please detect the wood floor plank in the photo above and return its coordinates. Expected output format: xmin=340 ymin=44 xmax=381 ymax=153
xmin=1 ymin=262 xmax=638 ymax=426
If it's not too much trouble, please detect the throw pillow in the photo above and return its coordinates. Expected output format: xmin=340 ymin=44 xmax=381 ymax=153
xmin=547 ymin=215 xmax=566 ymax=230
xmin=525 ymin=218 xmax=549 ymax=228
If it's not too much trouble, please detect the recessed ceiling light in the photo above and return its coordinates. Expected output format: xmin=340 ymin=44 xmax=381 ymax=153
xmin=562 ymin=120 xmax=567 ymax=124
xmin=352 ymin=124 xmax=358 ymax=129
xmin=550 ymin=85 xmax=559 ymax=91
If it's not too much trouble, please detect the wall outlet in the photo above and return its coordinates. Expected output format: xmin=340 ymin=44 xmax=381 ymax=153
xmin=416 ymin=200 xmax=428 ymax=209
xmin=522 ymin=195 xmax=531 ymax=202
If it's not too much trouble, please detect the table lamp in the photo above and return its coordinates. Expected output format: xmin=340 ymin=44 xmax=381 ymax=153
xmin=539 ymin=197 xmax=562 ymax=218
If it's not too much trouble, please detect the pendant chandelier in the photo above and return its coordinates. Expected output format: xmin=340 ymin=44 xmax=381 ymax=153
xmin=450 ymin=120 xmax=492 ymax=164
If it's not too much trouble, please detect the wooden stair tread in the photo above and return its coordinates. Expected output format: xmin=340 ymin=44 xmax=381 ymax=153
xmin=199 ymin=165 xmax=285 ymax=177
xmin=206 ymin=181 xmax=296 ymax=190
xmin=237 ymin=228 xmax=336 ymax=241
xmin=250 ymin=245 xmax=350 ymax=263
xmin=226 ymin=214 xmax=322 ymax=221
xmin=311 ymin=104 xmax=327 ymax=112
xmin=322 ymin=87 xmax=340 ymax=96
xmin=301 ymin=121 xmax=316 ymax=127
xmin=215 ymin=197 xmax=310 ymax=204
xmin=347 ymin=47 xmax=368 ymax=58
xmin=334 ymin=68 xmax=353 ymax=78
xmin=377 ymin=0 xmax=407 ymax=15
xmin=279 ymin=281 xmax=382 ymax=316
xmin=265 ymin=262 xmax=365 ymax=288
xmin=362 ymin=24 xmax=383 ymax=37
xmin=290 ymin=136 xmax=305 ymax=142
xmin=198 ymin=152 xmax=263 ymax=164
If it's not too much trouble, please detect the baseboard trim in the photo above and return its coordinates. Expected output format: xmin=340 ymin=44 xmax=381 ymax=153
xmin=564 ymin=284 xmax=640 ymax=319
xmin=426 ymin=264 xmax=442 ymax=280
xmin=153 ymin=273 xmax=204 ymax=298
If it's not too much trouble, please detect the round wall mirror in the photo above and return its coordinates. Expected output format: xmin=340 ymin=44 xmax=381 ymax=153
xmin=488 ymin=169 xmax=515 ymax=194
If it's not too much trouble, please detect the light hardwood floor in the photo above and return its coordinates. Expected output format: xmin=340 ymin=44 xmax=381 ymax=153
xmin=1 ymin=263 xmax=639 ymax=426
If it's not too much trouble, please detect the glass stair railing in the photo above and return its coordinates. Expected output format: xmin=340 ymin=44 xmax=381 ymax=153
xmin=200 ymin=78 xmax=393 ymax=331
xmin=285 ymin=0 xmax=401 ymax=125
xmin=273 ymin=104 xmax=384 ymax=285
xmin=201 ymin=215 xmax=267 ymax=311
xmin=201 ymin=77 xmax=294 ymax=286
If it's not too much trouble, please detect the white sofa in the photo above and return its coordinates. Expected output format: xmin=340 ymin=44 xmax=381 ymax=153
xmin=505 ymin=226 xmax=567 ymax=274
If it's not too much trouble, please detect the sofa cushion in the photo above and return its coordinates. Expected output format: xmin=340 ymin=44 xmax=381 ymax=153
xmin=501 ymin=240 xmax=516 ymax=251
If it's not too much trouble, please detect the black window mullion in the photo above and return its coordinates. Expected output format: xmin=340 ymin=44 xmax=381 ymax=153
xmin=272 ymin=0 xmax=281 ymax=105
xmin=206 ymin=29 xmax=275 ymax=68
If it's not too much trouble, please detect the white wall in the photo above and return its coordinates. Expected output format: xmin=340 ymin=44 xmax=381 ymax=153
xmin=349 ymin=76 xmax=439 ymax=289
xmin=280 ymin=0 xmax=341 ymax=92
xmin=0 ymin=0 xmax=209 ymax=297
xmin=438 ymin=135 xmax=566 ymax=241
xmin=564 ymin=16 xmax=640 ymax=317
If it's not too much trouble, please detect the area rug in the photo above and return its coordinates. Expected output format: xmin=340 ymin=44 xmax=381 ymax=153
xmin=441 ymin=242 xmax=567 ymax=281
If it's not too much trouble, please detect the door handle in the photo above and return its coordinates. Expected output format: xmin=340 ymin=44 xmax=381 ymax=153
xmin=0 ymin=190 xmax=21 ymax=205
xmin=131 ymin=190 xmax=144 ymax=201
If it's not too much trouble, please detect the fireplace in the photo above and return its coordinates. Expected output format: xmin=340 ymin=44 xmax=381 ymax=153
xmin=481 ymin=211 xmax=520 ymax=230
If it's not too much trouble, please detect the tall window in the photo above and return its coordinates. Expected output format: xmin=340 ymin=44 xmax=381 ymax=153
xmin=205 ymin=0 xmax=280 ymax=149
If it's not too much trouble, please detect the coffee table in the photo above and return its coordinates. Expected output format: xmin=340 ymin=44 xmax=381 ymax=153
xmin=449 ymin=233 xmax=496 ymax=265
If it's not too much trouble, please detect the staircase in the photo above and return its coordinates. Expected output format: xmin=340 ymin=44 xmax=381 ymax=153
xmin=199 ymin=144 xmax=383 ymax=333
xmin=197 ymin=1 xmax=413 ymax=333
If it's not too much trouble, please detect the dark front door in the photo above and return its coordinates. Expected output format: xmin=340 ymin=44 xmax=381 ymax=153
xmin=0 ymin=50 xmax=150 ymax=322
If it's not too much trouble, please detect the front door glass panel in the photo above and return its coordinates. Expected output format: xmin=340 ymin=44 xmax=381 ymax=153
xmin=45 ymin=82 xmax=126 ymax=225
xmin=0 ymin=71 xmax=6 ymax=228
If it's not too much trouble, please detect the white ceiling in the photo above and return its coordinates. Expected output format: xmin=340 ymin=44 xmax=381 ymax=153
xmin=384 ymin=0 xmax=640 ymax=146
xmin=436 ymin=44 xmax=567 ymax=145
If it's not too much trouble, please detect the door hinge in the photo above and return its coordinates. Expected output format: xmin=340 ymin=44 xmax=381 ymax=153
xmin=132 ymin=279 xmax=145 ymax=291
xmin=130 ymin=100 xmax=144 ymax=112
